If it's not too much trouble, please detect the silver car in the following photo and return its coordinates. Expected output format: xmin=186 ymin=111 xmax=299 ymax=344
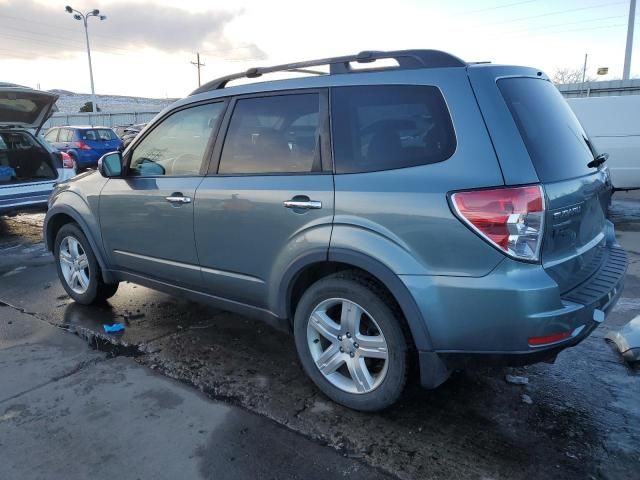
xmin=0 ymin=83 xmax=75 ymax=215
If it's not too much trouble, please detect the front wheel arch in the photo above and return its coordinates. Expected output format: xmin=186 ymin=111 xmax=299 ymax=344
xmin=45 ymin=207 xmax=115 ymax=284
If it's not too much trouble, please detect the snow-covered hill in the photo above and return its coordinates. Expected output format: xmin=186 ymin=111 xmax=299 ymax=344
xmin=49 ymin=89 xmax=177 ymax=113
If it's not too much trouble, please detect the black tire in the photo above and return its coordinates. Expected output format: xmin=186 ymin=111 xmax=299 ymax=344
xmin=54 ymin=223 xmax=119 ymax=305
xmin=293 ymin=271 xmax=409 ymax=411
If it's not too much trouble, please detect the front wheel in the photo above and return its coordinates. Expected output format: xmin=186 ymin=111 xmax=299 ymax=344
xmin=294 ymin=271 xmax=409 ymax=411
xmin=54 ymin=223 xmax=119 ymax=304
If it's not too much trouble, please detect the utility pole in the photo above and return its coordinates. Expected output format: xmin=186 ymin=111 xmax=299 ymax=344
xmin=191 ymin=52 xmax=205 ymax=87
xmin=623 ymin=0 xmax=636 ymax=80
xmin=581 ymin=53 xmax=588 ymax=97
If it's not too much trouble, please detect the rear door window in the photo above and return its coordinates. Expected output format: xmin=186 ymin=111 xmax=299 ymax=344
xmin=498 ymin=77 xmax=594 ymax=182
xmin=218 ymin=93 xmax=321 ymax=174
xmin=331 ymin=85 xmax=456 ymax=173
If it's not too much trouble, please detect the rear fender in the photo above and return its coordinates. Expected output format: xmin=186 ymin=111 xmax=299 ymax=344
xmin=327 ymin=246 xmax=434 ymax=351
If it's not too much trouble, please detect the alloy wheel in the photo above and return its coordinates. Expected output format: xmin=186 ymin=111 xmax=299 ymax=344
xmin=307 ymin=298 xmax=389 ymax=394
xmin=59 ymin=236 xmax=91 ymax=295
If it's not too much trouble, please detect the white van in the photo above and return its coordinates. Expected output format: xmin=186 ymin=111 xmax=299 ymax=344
xmin=567 ymin=95 xmax=640 ymax=190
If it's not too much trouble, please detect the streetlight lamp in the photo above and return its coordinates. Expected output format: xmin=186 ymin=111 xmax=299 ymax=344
xmin=65 ymin=5 xmax=106 ymax=114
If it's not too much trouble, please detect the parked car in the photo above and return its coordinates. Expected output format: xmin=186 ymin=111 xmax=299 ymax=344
xmin=0 ymin=83 xmax=75 ymax=216
xmin=119 ymin=123 xmax=146 ymax=151
xmin=567 ymin=95 xmax=640 ymax=190
xmin=44 ymin=125 xmax=122 ymax=170
xmin=44 ymin=50 xmax=627 ymax=411
xmin=113 ymin=125 xmax=132 ymax=138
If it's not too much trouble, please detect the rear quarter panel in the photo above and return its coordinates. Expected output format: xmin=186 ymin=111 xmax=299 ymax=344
xmin=331 ymin=67 xmax=506 ymax=276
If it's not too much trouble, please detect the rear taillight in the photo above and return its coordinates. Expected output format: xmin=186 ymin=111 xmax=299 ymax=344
xmin=73 ymin=141 xmax=91 ymax=150
xmin=451 ymin=185 xmax=545 ymax=262
xmin=61 ymin=152 xmax=75 ymax=169
xmin=528 ymin=330 xmax=572 ymax=347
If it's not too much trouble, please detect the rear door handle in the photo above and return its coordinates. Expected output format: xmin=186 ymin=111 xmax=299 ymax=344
xmin=165 ymin=193 xmax=192 ymax=205
xmin=283 ymin=198 xmax=322 ymax=210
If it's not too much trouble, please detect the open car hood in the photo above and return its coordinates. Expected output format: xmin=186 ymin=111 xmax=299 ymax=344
xmin=0 ymin=84 xmax=58 ymax=133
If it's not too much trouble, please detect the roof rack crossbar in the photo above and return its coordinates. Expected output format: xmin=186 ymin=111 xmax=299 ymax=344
xmin=190 ymin=49 xmax=465 ymax=95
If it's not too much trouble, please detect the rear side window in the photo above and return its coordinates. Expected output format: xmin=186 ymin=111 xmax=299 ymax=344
xmin=82 ymin=129 xmax=117 ymax=141
xmin=219 ymin=93 xmax=320 ymax=174
xmin=331 ymin=85 xmax=456 ymax=174
xmin=498 ymin=78 xmax=594 ymax=182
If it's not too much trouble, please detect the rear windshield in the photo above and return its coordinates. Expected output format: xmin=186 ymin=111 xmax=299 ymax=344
xmin=81 ymin=129 xmax=117 ymax=141
xmin=498 ymin=77 xmax=594 ymax=182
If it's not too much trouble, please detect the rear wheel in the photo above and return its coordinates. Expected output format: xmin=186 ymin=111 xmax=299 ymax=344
xmin=294 ymin=271 xmax=408 ymax=411
xmin=54 ymin=223 xmax=119 ymax=304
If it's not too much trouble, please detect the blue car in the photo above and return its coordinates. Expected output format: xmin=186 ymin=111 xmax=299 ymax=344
xmin=44 ymin=126 xmax=122 ymax=169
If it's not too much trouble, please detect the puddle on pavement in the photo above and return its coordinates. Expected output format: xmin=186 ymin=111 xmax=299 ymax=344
xmin=61 ymin=302 xmax=144 ymax=358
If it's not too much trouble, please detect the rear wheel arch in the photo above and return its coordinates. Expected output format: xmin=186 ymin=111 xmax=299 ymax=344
xmin=282 ymin=251 xmax=433 ymax=352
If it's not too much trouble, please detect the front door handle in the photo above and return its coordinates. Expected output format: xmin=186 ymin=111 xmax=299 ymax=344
xmin=283 ymin=198 xmax=322 ymax=210
xmin=165 ymin=193 xmax=192 ymax=205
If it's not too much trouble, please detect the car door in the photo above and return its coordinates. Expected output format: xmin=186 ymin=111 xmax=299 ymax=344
xmin=99 ymin=101 xmax=226 ymax=287
xmin=194 ymin=90 xmax=334 ymax=309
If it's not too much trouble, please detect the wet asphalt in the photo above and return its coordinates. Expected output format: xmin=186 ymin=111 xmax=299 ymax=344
xmin=0 ymin=309 xmax=388 ymax=480
xmin=0 ymin=194 xmax=639 ymax=480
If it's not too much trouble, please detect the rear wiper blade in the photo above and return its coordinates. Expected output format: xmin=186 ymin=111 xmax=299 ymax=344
xmin=587 ymin=152 xmax=608 ymax=169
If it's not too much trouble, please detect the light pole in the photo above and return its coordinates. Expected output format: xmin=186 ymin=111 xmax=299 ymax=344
xmin=623 ymin=0 xmax=636 ymax=80
xmin=65 ymin=5 xmax=106 ymax=114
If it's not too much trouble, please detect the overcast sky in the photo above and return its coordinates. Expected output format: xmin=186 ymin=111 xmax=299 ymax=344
xmin=0 ymin=0 xmax=638 ymax=98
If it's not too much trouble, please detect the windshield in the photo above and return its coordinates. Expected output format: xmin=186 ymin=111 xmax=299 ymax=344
xmin=81 ymin=129 xmax=118 ymax=141
xmin=498 ymin=77 xmax=595 ymax=182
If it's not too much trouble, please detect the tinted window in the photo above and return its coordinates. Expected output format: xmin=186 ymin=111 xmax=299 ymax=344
xmin=129 ymin=102 xmax=224 ymax=177
xmin=498 ymin=78 xmax=594 ymax=182
xmin=219 ymin=94 xmax=320 ymax=174
xmin=331 ymin=85 xmax=456 ymax=173
xmin=81 ymin=129 xmax=117 ymax=141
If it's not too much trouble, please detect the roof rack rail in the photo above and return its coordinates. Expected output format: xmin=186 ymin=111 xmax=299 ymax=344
xmin=189 ymin=49 xmax=466 ymax=95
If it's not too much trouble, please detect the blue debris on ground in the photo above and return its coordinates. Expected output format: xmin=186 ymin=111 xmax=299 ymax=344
xmin=103 ymin=323 xmax=125 ymax=333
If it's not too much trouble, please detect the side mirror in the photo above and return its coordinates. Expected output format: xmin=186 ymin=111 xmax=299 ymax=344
xmin=98 ymin=151 xmax=123 ymax=178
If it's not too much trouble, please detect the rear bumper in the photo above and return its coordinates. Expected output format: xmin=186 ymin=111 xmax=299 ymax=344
xmin=404 ymin=243 xmax=627 ymax=383
xmin=0 ymin=181 xmax=57 ymax=215
xmin=70 ymin=150 xmax=99 ymax=167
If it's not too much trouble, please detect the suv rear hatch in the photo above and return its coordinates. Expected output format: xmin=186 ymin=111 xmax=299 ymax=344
xmin=468 ymin=66 xmax=613 ymax=294
xmin=0 ymin=83 xmax=58 ymax=134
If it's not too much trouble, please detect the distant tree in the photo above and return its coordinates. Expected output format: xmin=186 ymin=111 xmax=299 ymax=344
xmin=79 ymin=101 xmax=101 ymax=113
xmin=552 ymin=68 xmax=594 ymax=85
